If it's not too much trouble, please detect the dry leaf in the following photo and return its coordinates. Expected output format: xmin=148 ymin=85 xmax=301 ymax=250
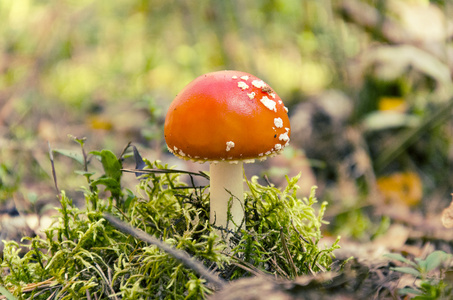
xmin=441 ymin=194 xmax=453 ymax=229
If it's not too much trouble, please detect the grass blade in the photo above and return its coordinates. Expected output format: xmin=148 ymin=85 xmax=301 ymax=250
xmin=0 ymin=286 xmax=18 ymax=300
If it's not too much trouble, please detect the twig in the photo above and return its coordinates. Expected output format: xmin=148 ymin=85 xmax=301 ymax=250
xmin=103 ymin=213 xmax=226 ymax=290
xmin=81 ymin=140 xmax=89 ymax=173
xmin=122 ymin=168 xmax=210 ymax=180
xmin=290 ymin=219 xmax=312 ymax=247
xmin=269 ymin=255 xmax=290 ymax=279
xmin=47 ymin=142 xmax=60 ymax=195
xmin=119 ymin=141 xmax=132 ymax=162
xmin=230 ymin=261 xmax=265 ymax=277
xmin=290 ymin=219 xmax=326 ymax=273
xmin=94 ymin=263 xmax=118 ymax=300
xmin=280 ymin=227 xmax=298 ymax=278
xmin=0 ymin=276 xmax=57 ymax=299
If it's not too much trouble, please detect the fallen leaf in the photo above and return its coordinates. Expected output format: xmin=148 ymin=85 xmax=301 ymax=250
xmin=441 ymin=194 xmax=453 ymax=229
xmin=376 ymin=172 xmax=423 ymax=206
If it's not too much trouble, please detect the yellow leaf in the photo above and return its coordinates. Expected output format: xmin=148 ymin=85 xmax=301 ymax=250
xmin=378 ymin=97 xmax=407 ymax=112
xmin=87 ymin=116 xmax=113 ymax=131
xmin=376 ymin=172 xmax=422 ymax=206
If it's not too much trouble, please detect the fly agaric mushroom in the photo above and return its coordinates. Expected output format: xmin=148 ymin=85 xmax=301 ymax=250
xmin=164 ymin=70 xmax=291 ymax=239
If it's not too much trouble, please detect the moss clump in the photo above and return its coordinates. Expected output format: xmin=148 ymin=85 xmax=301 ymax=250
xmin=0 ymin=144 xmax=339 ymax=299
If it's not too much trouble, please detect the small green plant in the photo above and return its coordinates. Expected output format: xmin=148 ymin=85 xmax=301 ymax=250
xmin=385 ymin=250 xmax=453 ymax=299
xmin=0 ymin=141 xmax=339 ymax=299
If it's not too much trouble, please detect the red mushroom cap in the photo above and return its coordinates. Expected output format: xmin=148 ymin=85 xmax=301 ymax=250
xmin=164 ymin=70 xmax=291 ymax=162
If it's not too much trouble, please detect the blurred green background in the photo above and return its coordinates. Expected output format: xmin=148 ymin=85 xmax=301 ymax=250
xmin=1 ymin=0 xmax=452 ymax=240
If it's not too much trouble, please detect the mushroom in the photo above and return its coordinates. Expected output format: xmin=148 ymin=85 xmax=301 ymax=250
xmin=164 ymin=70 xmax=291 ymax=240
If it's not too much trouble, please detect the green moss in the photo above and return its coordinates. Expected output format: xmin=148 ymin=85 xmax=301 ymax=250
xmin=0 ymin=145 xmax=339 ymax=299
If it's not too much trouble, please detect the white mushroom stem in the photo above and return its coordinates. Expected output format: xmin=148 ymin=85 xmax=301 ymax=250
xmin=209 ymin=161 xmax=244 ymax=237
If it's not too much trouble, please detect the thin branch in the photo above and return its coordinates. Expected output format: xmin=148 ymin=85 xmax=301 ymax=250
xmin=103 ymin=213 xmax=226 ymax=290
xmin=280 ymin=227 xmax=298 ymax=278
xmin=122 ymin=168 xmax=210 ymax=180
xmin=47 ymin=142 xmax=60 ymax=195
